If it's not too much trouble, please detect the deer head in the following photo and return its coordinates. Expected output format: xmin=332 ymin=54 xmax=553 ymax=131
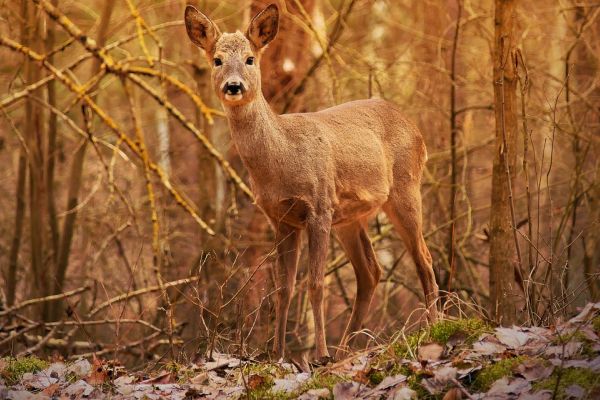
xmin=185 ymin=4 xmax=279 ymax=107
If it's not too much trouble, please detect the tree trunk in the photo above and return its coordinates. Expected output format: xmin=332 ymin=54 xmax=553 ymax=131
xmin=7 ymin=152 xmax=27 ymax=306
xmin=22 ymin=0 xmax=50 ymax=319
xmin=489 ymin=0 xmax=520 ymax=324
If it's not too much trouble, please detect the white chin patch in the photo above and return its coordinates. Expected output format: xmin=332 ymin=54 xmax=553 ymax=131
xmin=225 ymin=93 xmax=243 ymax=102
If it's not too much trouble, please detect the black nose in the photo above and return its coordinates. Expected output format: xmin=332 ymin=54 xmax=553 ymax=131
xmin=224 ymin=81 xmax=244 ymax=95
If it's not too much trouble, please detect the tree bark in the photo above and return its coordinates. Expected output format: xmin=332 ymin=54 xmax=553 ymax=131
xmin=22 ymin=0 xmax=50 ymax=319
xmin=7 ymin=152 xmax=27 ymax=306
xmin=489 ymin=0 xmax=520 ymax=324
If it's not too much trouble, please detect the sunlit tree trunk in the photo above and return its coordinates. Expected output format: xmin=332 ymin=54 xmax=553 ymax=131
xmin=489 ymin=0 xmax=520 ymax=324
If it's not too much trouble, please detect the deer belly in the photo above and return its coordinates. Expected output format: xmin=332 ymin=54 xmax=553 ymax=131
xmin=261 ymin=197 xmax=312 ymax=228
xmin=332 ymin=188 xmax=387 ymax=225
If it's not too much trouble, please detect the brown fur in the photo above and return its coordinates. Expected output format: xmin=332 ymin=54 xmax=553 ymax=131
xmin=185 ymin=4 xmax=439 ymax=360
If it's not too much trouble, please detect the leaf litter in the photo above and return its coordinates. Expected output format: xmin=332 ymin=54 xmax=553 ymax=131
xmin=1 ymin=303 xmax=600 ymax=399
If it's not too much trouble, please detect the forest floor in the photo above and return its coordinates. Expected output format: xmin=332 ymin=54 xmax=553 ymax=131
xmin=1 ymin=303 xmax=600 ymax=399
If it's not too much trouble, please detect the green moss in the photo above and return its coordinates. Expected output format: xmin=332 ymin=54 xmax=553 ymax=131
xmin=246 ymin=388 xmax=290 ymax=400
xmin=592 ymin=317 xmax=600 ymax=334
xmin=242 ymin=362 xmax=288 ymax=379
xmin=1 ymin=357 xmax=49 ymax=385
xmin=471 ymin=356 xmax=526 ymax=392
xmin=393 ymin=329 xmax=428 ymax=358
xmin=533 ymin=368 xmax=600 ymax=399
xmin=392 ymin=318 xmax=490 ymax=359
xmin=300 ymin=372 xmax=347 ymax=394
xmin=368 ymin=369 xmax=385 ymax=385
xmin=429 ymin=318 xmax=490 ymax=345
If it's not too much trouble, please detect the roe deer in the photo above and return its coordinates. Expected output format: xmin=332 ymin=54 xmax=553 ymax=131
xmin=185 ymin=3 xmax=439 ymax=361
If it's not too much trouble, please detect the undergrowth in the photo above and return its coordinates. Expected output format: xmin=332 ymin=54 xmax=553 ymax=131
xmin=471 ymin=356 xmax=526 ymax=392
xmin=392 ymin=318 xmax=490 ymax=358
xmin=534 ymin=367 xmax=600 ymax=399
xmin=1 ymin=356 xmax=49 ymax=385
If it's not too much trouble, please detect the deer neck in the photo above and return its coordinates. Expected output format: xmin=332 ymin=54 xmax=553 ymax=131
xmin=224 ymin=93 xmax=284 ymax=170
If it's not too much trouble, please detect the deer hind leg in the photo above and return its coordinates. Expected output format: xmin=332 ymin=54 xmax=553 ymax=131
xmin=272 ymin=223 xmax=300 ymax=360
xmin=335 ymin=221 xmax=382 ymax=354
xmin=307 ymin=213 xmax=332 ymax=361
xmin=383 ymin=186 xmax=439 ymax=322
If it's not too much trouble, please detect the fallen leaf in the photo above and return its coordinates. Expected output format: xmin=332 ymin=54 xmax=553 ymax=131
xmin=67 ymin=359 xmax=91 ymax=379
xmin=442 ymin=387 xmax=462 ymax=400
xmin=41 ymin=383 xmax=59 ymax=396
xmin=63 ymin=379 xmax=95 ymax=397
xmin=6 ymin=390 xmax=50 ymax=400
xmin=456 ymin=363 xmax=481 ymax=380
xmin=140 ymin=371 xmax=173 ymax=384
xmin=332 ymin=381 xmax=361 ymax=400
xmin=544 ymin=342 xmax=582 ymax=358
xmin=353 ymin=369 xmax=370 ymax=385
xmin=387 ymin=386 xmax=417 ymax=400
xmin=190 ymin=371 xmax=208 ymax=385
xmin=204 ymin=353 xmax=241 ymax=371
xmin=418 ymin=343 xmax=444 ymax=362
xmin=42 ymin=362 xmax=66 ymax=380
xmin=495 ymin=327 xmax=532 ymax=348
xmin=422 ymin=366 xmax=457 ymax=394
xmin=515 ymin=359 xmax=554 ymax=381
xmin=21 ymin=373 xmax=57 ymax=390
xmin=564 ymin=384 xmax=586 ymax=398
xmin=447 ymin=331 xmax=469 ymax=349
xmin=114 ymin=375 xmax=136 ymax=386
xmin=247 ymin=374 xmax=266 ymax=390
xmin=486 ymin=377 xmax=531 ymax=397
xmin=374 ymin=374 xmax=407 ymax=391
xmin=472 ymin=338 xmax=507 ymax=355
xmin=579 ymin=326 xmax=599 ymax=342
xmin=519 ymin=390 xmax=553 ymax=400
xmin=207 ymin=371 xmax=227 ymax=385
xmin=273 ymin=377 xmax=303 ymax=393
xmin=567 ymin=303 xmax=599 ymax=325
xmin=86 ymin=357 xmax=107 ymax=385
xmin=548 ymin=356 xmax=600 ymax=371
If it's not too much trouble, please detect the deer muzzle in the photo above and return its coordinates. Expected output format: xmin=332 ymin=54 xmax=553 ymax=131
xmin=223 ymin=81 xmax=246 ymax=96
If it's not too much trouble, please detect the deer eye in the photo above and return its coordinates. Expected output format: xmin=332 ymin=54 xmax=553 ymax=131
xmin=246 ymin=57 xmax=255 ymax=66
xmin=213 ymin=58 xmax=222 ymax=67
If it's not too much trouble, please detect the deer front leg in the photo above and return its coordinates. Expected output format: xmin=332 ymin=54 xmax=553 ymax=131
xmin=307 ymin=214 xmax=332 ymax=361
xmin=273 ymin=223 xmax=300 ymax=360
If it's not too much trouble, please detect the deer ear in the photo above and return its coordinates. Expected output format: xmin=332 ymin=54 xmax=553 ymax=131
xmin=246 ymin=4 xmax=279 ymax=50
xmin=185 ymin=6 xmax=220 ymax=53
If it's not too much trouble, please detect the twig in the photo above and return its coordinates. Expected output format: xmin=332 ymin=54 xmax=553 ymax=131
xmin=18 ymin=323 xmax=63 ymax=357
xmin=0 ymin=286 xmax=90 ymax=317
xmin=88 ymin=276 xmax=201 ymax=317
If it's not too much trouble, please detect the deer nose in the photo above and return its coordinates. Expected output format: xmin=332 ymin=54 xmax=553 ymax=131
xmin=224 ymin=81 xmax=245 ymax=95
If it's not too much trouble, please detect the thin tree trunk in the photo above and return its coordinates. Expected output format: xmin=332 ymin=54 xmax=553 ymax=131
xmin=489 ymin=0 xmax=521 ymax=324
xmin=22 ymin=0 xmax=50 ymax=319
xmin=46 ymin=0 xmax=60 ymax=266
xmin=54 ymin=136 xmax=88 ymax=296
xmin=446 ymin=0 xmax=462 ymax=296
xmin=7 ymin=152 xmax=27 ymax=306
